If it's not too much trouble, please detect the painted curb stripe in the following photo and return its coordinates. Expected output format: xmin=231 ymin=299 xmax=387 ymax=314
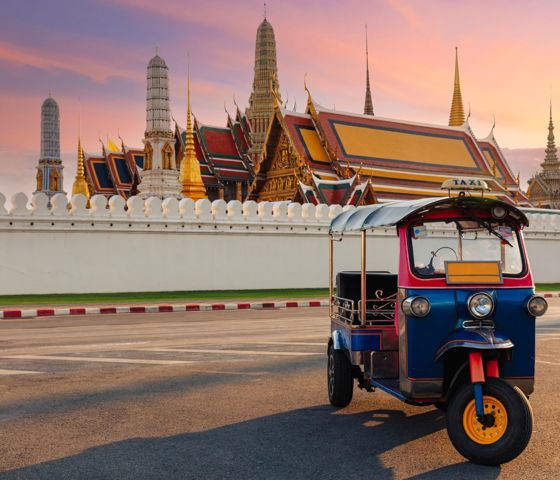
xmin=1 ymin=298 xmax=333 ymax=320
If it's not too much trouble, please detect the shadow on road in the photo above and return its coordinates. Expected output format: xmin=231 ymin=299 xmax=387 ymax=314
xmin=406 ymin=462 xmax=500 ymax=479
xmin=0 ymin=406 xmax=500 ymax=480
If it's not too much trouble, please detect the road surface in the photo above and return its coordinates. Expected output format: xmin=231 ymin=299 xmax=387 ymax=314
xmin=0 ymin=300 xmax=559 ymax=479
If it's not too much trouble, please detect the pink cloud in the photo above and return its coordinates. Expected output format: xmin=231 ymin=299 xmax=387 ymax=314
xmin=0 ymin=40 xmax=143 ymax=84
xmin=386 ymin=0 xmax=421 ymax=27
xmin=2 ymin=0 xmax=560 ymax=197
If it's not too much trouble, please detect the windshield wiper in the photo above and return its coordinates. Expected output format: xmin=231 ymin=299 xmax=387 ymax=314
xmin=459 ymin=210 xmax=513 ymax=247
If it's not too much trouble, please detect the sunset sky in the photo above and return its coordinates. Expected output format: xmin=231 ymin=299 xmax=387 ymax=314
xmin=0 ymin=0 xmax=558 ymax=200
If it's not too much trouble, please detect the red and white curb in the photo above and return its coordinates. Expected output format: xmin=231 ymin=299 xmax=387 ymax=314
xmin=542 ymin=292 xmax=560 ymax=299
xmin=0 ymin=299 xmax=329 ymax=320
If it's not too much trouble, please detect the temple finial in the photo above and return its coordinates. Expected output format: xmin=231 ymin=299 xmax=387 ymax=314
xmin=180 ymin=61 xmax=207 ymax=200
xmin=72 ymin=107 xmax=90 ymax=200
xmin=448 ymin=47 xmax=465 ymax=126
xmin=541 ymin=99 xmax=560 ymax=172
xmin=363 ymin=24 xmax=374 ymax=115
xmin=264 ymin=2 xmax=267 ymax=19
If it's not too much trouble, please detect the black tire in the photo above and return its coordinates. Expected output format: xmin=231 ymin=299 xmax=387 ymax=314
xmin=446 ymin=378 xmax=533 ymax=465
xmin=327 ymin=343 xmax=353 ymax=407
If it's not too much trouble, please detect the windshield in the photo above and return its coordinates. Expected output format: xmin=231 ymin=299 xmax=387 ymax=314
xmin=410 ymin=219 xmax=524 ymax=277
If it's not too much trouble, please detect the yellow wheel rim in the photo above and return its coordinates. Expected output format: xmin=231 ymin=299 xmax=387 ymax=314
xmin=462 ymin=395 xmax=508 ymax=445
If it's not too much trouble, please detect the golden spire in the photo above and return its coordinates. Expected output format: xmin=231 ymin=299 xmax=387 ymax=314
xmin=363 ymin=24 xmax=374 ymax=116
xmin=542 ymin=100 xmax=560 ymax=172
xmin=448 ymin=47 xmax=465 ymax=126
xmin=72 ymin=115 xmax=90 ymax=199
xmin=180 ymin=67 xmax=207 ymax=200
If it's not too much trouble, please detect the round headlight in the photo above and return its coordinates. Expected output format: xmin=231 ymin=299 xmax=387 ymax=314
xmin=492 ymin=206 xmax=507 ymax=219
xmin=527 ymin=295 xmax=548 ymax=317
xmin=402 ymin=296 xmax=431 ymax=317
xmin=468 ymin=292 xmax=494 ymax=318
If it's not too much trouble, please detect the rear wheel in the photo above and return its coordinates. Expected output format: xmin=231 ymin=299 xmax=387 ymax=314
xmin=446 ymin=378 xmax=532 ymax=465
xmin=327 ymin=343 xmax=353 ymax=407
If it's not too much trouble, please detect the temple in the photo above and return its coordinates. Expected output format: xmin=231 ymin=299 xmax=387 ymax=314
xmin=35 ymin=94 xmax=65 ymax=198
xmin=527 ymin=104 xmax=560 ymax=208
xmin=252 ymin=49 xmax=530 ymax=206
xmin=69 ymin=15 xmax=531 ymax=208
xmin=78 ymin=55 xmax=253 ymax=202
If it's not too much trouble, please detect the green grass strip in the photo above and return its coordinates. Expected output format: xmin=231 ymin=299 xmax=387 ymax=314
xmin=535 ymin=283 xmax=560 ymax=292
xmin=0 ymin=288 xmax=330 ymax=307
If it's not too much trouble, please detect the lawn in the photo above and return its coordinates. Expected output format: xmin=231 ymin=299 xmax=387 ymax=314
xmin=535 ymin=283 xmax=560 ymax=292
xmin=0 ymin=288 xmax=330 ymax=307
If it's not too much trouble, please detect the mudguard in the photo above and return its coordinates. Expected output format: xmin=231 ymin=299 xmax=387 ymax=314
xmin=435 ymin=329 xmax=513 ymax=362
xmin=331 ymin=329 xmax=345 ymax=350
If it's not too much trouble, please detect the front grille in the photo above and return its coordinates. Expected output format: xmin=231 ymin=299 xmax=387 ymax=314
xmin=462 ymin=319 xmax=495 ymax=329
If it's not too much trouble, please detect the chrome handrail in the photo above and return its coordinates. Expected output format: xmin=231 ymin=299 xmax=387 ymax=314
xmin=332 ymin=291 xmax=397 ymax=326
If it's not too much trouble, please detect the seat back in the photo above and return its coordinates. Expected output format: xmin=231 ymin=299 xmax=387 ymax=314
xmin=336 ymin=271 xmax=398 ymax=323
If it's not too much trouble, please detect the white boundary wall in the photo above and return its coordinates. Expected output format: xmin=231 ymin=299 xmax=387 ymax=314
xmin=0 ymin=192 xmax=559 ymax=295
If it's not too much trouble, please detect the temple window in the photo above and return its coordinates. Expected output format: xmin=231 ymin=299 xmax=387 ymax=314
xmin=144 ymin=143 xmax=153 ymax=170
xmin=162 ymin=143 xmax=173 ymax=169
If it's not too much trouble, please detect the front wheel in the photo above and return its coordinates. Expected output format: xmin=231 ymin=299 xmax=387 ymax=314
xmin=327 ymin=343 xmax=353 ymax=407
xmin=446 ymin=377 xmax=533 ymax=465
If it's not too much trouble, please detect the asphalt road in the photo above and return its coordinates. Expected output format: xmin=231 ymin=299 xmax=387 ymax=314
xmin=0 ymin=300 xmax=559 ymax=479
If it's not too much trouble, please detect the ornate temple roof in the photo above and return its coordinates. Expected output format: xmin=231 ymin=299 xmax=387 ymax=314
xmin=294 ymin=174 xmax=376 ymax=206
xmin=304 ymin=94 xmax=522 ymax=203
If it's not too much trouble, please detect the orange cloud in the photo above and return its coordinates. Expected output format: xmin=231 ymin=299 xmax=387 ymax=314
xmin=0 ymin=40 xmax=141 ymax=83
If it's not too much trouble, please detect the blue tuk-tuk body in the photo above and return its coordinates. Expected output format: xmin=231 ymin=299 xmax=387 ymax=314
xmin=327 ymin=193 xmax=546 ymax=465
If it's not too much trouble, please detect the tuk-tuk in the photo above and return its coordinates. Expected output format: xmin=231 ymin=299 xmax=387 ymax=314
xmin=327 ymin=179 xmax=548 ymax=465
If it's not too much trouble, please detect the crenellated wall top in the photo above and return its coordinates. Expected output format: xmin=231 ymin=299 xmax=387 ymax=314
xmin=0 ymin=192 xmax=559 ymax=236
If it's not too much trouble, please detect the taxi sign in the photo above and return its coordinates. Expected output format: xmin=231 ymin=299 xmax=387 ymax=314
xmin=441 ymin=178 xmax=490 ymax=191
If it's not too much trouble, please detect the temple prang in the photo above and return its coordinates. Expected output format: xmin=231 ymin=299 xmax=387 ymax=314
xmin=137 ymin=52 xmax=181 ymax=199
xmin=35 ymin=95 xmax=64 ymax=198
xmin=246 ymin=17 xmax=281 ymax=161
